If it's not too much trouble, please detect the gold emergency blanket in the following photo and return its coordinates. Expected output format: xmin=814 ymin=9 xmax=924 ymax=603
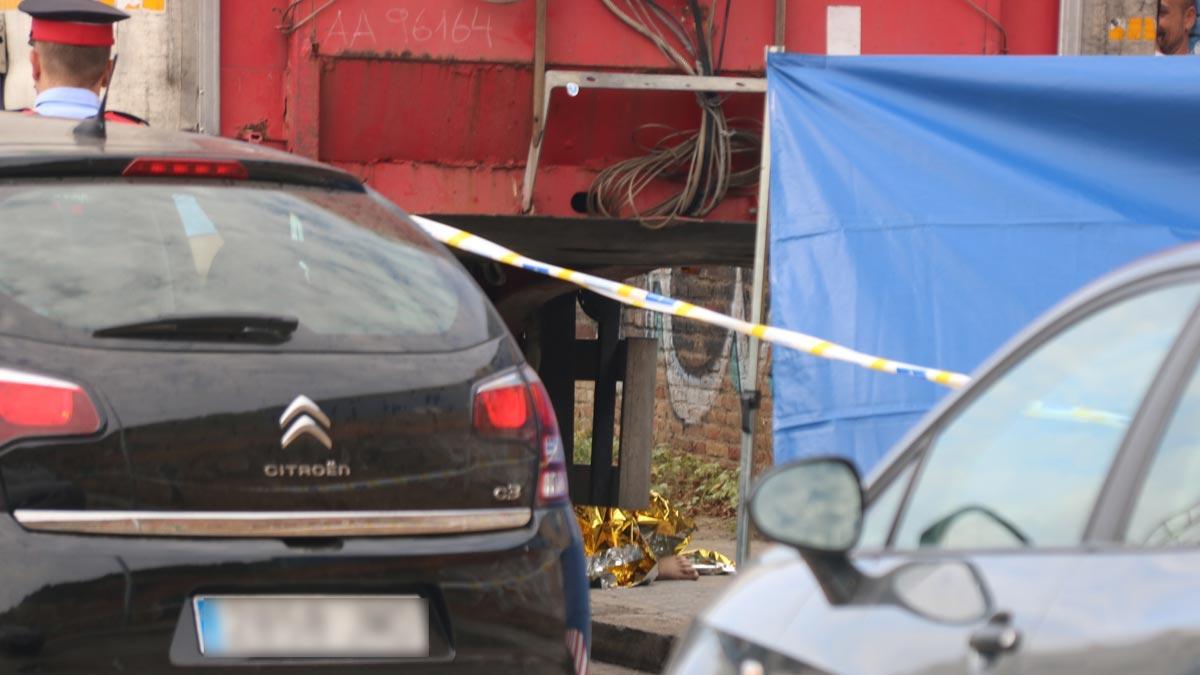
xmin=575 ymin=491 xmax=735 ymax=588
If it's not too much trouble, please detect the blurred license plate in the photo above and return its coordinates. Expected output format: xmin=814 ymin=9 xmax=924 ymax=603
xmin=194 ymin=596 xmax=429 ymax=658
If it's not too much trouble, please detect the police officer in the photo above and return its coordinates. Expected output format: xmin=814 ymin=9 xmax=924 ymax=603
xmin=16 ymin=0 xmax=145 ymax=123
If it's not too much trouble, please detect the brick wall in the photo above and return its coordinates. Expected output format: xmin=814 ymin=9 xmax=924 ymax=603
xmin=573 ymin=266 xmax=773 ymax=474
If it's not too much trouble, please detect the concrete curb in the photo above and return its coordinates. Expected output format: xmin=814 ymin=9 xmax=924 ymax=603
xmin=591 ymin=620 xmax=675 ymax=673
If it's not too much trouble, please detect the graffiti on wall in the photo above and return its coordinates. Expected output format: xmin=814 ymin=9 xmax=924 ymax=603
xmin=639 ymin=267 xmax=754 ymax=426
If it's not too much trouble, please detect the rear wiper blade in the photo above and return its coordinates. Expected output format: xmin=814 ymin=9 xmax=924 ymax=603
xmin=93 ymin=314 xmax=299 ymax=343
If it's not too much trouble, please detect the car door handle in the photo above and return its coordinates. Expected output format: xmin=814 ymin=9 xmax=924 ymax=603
xmin=969 ymin=611 xmax=1021 ymax=658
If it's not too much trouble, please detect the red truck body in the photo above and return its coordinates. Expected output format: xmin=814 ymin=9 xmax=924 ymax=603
xmin=219 ymin=0 xmax=1058 ymax=223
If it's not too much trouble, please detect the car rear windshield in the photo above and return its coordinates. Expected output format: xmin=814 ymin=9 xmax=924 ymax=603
xmin=0 ymin=181 xmax=495 ymax=352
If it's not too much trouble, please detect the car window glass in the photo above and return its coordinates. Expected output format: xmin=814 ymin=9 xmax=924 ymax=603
xmin=0 ymin=183 xmax=493 ymax=352
xmin=893 ymin=282 xmax=1200 ymax=550
xmin=1127 ymin=363 xmax=1200 ymax=546
xmin=859 ymin=461 xmax=916 ymax=549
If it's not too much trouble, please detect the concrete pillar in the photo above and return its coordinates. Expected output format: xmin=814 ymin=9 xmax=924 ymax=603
xmin=1076 ymin=0 xmax=1159 ymax=54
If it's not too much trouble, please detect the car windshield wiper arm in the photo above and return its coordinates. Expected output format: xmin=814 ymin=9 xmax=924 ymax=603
xmin=93 ymin=314 xmax=299 ymax=343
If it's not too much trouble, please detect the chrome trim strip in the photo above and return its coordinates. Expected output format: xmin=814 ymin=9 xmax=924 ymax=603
xmin=14 ymin=508 xmax=533 ymax=538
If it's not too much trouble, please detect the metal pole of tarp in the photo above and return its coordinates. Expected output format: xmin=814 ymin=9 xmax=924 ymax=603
xmin=736 ymin=46 xmax=781 ymax=570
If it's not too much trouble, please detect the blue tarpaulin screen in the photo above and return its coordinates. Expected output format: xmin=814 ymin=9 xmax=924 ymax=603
xmin=768 ymin=54 xmax=1200 ymax=472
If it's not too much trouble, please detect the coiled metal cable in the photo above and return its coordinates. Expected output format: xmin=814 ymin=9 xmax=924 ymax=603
xmin=590 ymin=0 xmax=760 ymax=229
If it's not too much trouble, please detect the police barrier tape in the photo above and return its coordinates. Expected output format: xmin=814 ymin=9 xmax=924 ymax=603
xmin=412 ymin=216 xmax=972 ymax=390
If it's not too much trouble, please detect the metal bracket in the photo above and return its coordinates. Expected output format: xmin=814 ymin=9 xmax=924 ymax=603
xmin=739 ymin=390 xmax=762 ymax=434
xmin=520 ymin=70 xmax=767 ymax=213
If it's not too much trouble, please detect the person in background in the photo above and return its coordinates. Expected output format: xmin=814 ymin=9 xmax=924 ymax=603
xmin=1157 ymin=0 xmax=1200 ymax=54
xmin=14 ymin=0 xmax=145 ymax=123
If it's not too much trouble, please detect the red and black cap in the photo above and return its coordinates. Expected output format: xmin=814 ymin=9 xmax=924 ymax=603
xmin=19 ymin=0 xmax=130 ymax=47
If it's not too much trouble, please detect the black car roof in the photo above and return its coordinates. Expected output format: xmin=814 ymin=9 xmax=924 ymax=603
xmin=0 ymin=112 xmax=363 ymax=190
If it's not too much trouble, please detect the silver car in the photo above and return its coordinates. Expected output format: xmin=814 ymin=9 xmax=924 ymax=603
xmin=669 ymin=244 xmax=1200 ymax=674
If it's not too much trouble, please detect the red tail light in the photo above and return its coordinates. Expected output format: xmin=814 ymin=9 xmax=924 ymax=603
xmin=472 ymin=369 xmax=570 ymax=506
xmin=0 ymin=368 xmax=102 ymax=447
xmin=123 ymin=158 xmax=249 ymax=179
xmin=473 ymin=374 xmax=533 ymax=437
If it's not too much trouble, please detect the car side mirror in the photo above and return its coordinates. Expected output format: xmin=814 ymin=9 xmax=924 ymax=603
xmin=749 ymin=457 xmax=863 ymax=554
xmin=749 ymin=458 xmax=995 ymax=622
xmin=750 ymin=457 xmax=865 ymax=604
xmin=888 ymin=561 xmax=992 ymax=624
